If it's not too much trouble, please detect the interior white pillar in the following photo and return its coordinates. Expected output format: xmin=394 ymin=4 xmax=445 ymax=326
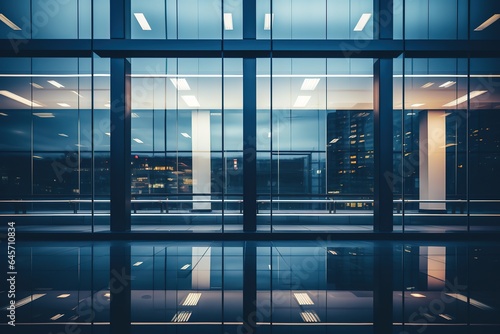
xmin=191 ymin=110 xmax=212 ymax=211
xmin=419 ymin=111 xmax=446 ymax=211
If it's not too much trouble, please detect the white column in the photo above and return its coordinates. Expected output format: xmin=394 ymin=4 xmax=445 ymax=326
xmin=191 ymin=110 xmax=211 ymax=211
xmin=419 ymin=111 xmax=446 ymax=211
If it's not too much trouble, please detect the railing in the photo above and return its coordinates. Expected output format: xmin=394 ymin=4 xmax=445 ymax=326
xmin=0 ymin=198 xmax=499 ymax=216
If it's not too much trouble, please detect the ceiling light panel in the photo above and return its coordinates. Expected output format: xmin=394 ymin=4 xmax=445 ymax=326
xmin=301 ymin=78 xmax=320 ymax=91
xmin=293 ymin=96 xmax=311 ymax=108
xmin=181 ymin=95 xmax=200 ymax=107
xmin=170 ymin=78 xmax=191 ymax=91
xmin=443 ymin=90 xmax=487 ymax=107
xmin=0 ymin=90 xmax=42 ymax=107
xmin=224 ymin=13 xmax=233 ymax=30
xmin=474 ymin=14 xmax=500 ymax=31
xmin=300 ymin=310 xmax=321 ymax=323
xmin=0 ymin=14 xmax=21 ymax=30
xmin=47 ymin=80 xmax=64 ymax=88
xmin=264 ymin=13 xmax=274 ymax=30
xmin=181 ymin=293 xmax=202 ymax=306
xmin=439 ymin=81 xmax=456 ymax=88
xmin=354 ymin=13 xmax=372 ymax=31
xmin=134 ymin=13 xmax=151 ymax=30
xmin=294 ymin=292 xmax=314 ymax=305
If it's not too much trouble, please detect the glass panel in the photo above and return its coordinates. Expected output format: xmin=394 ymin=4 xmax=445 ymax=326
xmin=130 ymin=58 xmax=242 ymax=232
xmin=255 ymin=58 xmax=373 ymax=232
xmin=0 ymin=0 xmax=92 ymax=39
xmin=401 ymin=58 xmax=468 ymax=232
xmin=405 ymin=0 xmax=467 ymax=39
xmin=259 ymin=0 xmax=373 ymax=39
xmin=0 ymin=56 xmax=108 ymax=231
xmin=471 ymin=0 xmax=500 ymax=40
xmin=469 ymin=58 xmax=500 ymax=231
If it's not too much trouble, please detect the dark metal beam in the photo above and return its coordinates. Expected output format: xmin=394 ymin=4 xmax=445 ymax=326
xmin=110 ymin=58 xmax=131 ymax=232
xmin=243 ymin=58 xmax=257 ymax=232
xmin=374 ymin=58 xmax=393 ymax=232
xmin=243 ymin=0 xmax=256 ymax=39
xmin=110 ymin=0 xmax=130 ymax=39
xmin=374 ymin=0 xmax=394 ymax=40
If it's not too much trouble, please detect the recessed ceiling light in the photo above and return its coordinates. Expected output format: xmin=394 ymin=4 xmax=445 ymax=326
xmin=354 ymin=13 xmax=372 ymax=31
xmin=134 ymin=13 xmax=151 ymax=30
xmin=301 ymin=78 xmax=320 ymax=90
xmin=33 ymin=113 xmax=55 ymax=118
xmin=181 ymin=293 xmax=202 ymax=306
xmin=132 ymin=112 xmax=139 ymax=118
xmin=439 ymin=314 xmax=453 ymax=321
xmin=439 ymin=81 xmax=456 ymax=88
xmin=224 ymin=13 xmax=233 ymax=30
xmin=264 ymin=13 xmax=274 ymax=30
xmin=57 ymin=294 xmax=70 ymax=298
xmin=47 ymin=80 xmax=64 ymax=88
xmin=443 ymin=90 xmax=487 ymax=107
xmin=33 ymin=155 xmax=43 ymax=159
xmin=0 ymin=14 xmax=21 ymax=30
xmin=293 ymin=96 xmax=311 ymax=108
xmin=329 ymin=138 xmax=340 ymax=144
xmin=410 ymin=103 xmax=425 ymax=107
xmin=421 ymin=82 xmax=434 ymax=88
xmin=180 ymin=264 xmax=191 ymax=270
xmin=181 ymin=133 xmax=191 ymax=138
xmin=133 ymin=138 xmax=144 ymax=144
xmin=170 ymin=78 xmax=191 ymax=91
xmin=294 ymin=292 xmax=314 ymax=305
xmin=30 ymin=82 xmax=44 ymax=89
xmin=181 ymin=95 xmax=200 ymax=108
xmin=105 ymin=132 xmax=111 ymax=136
xmin=300 ymin=310 xmax=321 ymax=323
xmin=58 ymin=133 xmax=69 ymax=137
xmin=328 ymin=250 xmax=338 ymax=255
xmin=171 ymin=311 xmax=192 ymax=322
xmin=0 ymin=112 xmax=7 ymax=116
xmin=104 ymin=292 xmax=110 ymax=298
xmin=71 ymin=91 xmax=83 ymax=97
xmin=0 ymin=90 xmax=42 ymax=107
xmin=474 ymin=14 xmax=500 ymax=31
xmin=410 ymin=293 xmax=426 ymax=298
xmin=104 ymin=103 xmax=111 ymax=108
xmin=50 ymin=314 xmax=64 ymax=321
xmin=133 ymin=261 xmax=143 ymax=266
xmin=57 ymin=103 xmax=71 ymax=107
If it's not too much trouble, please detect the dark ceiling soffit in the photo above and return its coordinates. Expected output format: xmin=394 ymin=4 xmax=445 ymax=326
xmin=1 ymin=39 xmax=500 ymax=58
xmin=0 ymin=39 xmax=92 ymax=57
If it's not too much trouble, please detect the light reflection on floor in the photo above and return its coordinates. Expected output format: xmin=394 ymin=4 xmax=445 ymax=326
xmin=1 ymin=241 xmax=500 ymax=334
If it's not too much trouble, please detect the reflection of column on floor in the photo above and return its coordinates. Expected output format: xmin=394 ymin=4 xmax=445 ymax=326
xmin=192 ymin=110 xmax=211 ymax=211
xmin=419 ymin=111 xmax=446 ymax=211
xmin=419 ymin=246 xmax=446 ymax=290
xmin=192 ymin=247 xmax=211 ymax=289
xmin=110 ymin=243 xmax=131 ymax=334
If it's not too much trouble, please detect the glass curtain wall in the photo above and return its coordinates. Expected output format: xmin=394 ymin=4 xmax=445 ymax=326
xmin=130 ymin=58 xmax=243 ymax=232
xmin=257 ymin=58 xmax=374 ymax=232
xmin=0 ymin=56 xmax=110 ymax=231
xmin=394 ymin=58 xmax=500 ymax=232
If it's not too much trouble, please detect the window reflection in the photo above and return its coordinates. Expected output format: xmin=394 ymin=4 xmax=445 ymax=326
xmin=9 ymin=241 xmax=500 ymax=330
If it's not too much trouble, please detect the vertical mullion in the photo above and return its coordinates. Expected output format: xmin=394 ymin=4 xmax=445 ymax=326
xmin=243 ymin=58 xmax=257 ymax=232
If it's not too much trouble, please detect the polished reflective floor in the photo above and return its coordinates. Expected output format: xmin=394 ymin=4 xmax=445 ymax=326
xmin=1 ymin=241 xmax=500 ymax=334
